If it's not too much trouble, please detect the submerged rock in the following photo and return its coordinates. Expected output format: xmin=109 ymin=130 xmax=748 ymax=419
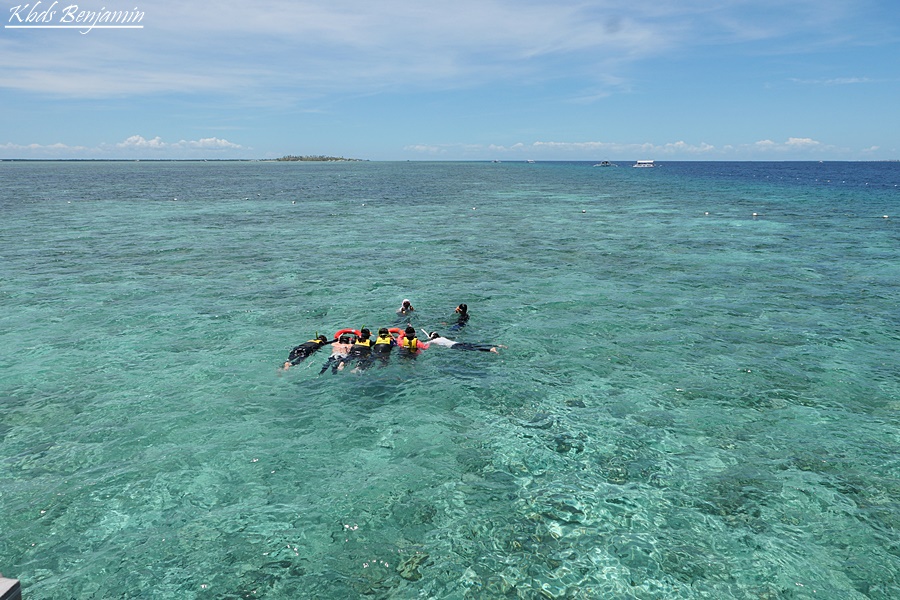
xmin=521 ymin=412 xmax=555 ymax=430
xmin=397 ymin=552 xmax=430 ymax=581
xmin=551 ymin=434 xmax=585 ymax=454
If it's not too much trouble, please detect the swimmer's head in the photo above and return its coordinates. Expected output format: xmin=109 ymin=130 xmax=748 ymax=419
xmin=429 ymin=331 xmax=439 ymax=339
xmin=360 ymin=328 xmax=371 ymax=339
xmin=405 ymin=325 xmax=416 ymax=337
xmin=378 ymin=328 xmax=389 ymax=336
xmin=455 ymin=303 xmax=468 ymax=314
xmin=317 ymin=335 xmax=328 ymax=343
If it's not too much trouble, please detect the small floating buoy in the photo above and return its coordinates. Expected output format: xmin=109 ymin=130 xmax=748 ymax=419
xmin=883 ymin=215 xmax=889 ymax=219
xmin=752 ymin=212 xmax=758 ymax=217
xmin=472 ymin=207 xmax=476 ymax=210
xmin=582 ymin=210 xmax=586 ymax=213
xmin=705 ymin=212 xmax=709 ymax=215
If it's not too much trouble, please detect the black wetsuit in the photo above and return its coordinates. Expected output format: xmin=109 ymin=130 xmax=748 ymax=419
xmin=340 ymin=340 xmax=375 ymax=371
xmin=451 ymin=342 xmax=494 ymax=352
xmin=287 ymin=338 xmax=334 ymax=365
xmin=371 ymin=337 xmax=395 ymax=365
xmin=450 ymin=312 xmax=469 ymax=331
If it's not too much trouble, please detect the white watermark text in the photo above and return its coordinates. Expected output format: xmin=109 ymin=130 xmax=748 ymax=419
xmin=7 ymin=2 xmax=144 ymax=33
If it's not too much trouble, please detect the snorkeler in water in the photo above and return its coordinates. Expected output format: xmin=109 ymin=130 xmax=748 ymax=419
xmin=283 ymin=335 xmax=334 ymax=370
xmin=339 ymin=328 xmax=376 ymax=372
xmin=397 ymin=325 xmax=428 ymax=358
xmin=318 ymin=336 xmax=354 ymax=374
xmin=397 ymin=299 xmax=415 ymax=316
xmin=423 ymin=330 xmax=504 ymax=353
xmin=450 ymin=303 xmax=469 ymax=331
xmin=371 ymin=327 xmax=397 ymax=366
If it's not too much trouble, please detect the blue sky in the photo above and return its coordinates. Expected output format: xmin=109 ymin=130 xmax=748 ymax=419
xmin=1 ymin=0 xmax=898 ymax=160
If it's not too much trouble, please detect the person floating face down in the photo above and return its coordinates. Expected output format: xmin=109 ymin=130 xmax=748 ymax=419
xmin=371 ymin=327 xmax=396 ymax=365
xmin=319 ymin=333 xmax=355 ymax=374
xmin=425 ymin=330 xmax=503 ymax=353
xmin=340 ymin=327 xmax=376 ymax=371
xmin=283 ymin=335 xmax=333 ymax=370
xmin=450 ymin=303 xmax=469 ymax=331
xmin=397 ymin=299 xmax=415 ymax=316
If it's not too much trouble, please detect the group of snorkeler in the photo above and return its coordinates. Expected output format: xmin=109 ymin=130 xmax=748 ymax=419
xmin=281 ymin=301 xmax=503 ymax=373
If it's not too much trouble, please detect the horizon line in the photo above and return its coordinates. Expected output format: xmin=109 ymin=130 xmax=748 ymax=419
xmin=1 ymin=158 xmax=898 ymax=163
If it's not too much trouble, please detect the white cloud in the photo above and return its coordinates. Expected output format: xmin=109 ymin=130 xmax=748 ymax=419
xmin=404 ymin=144 xmax=445 ymax=154
xmin=0 ymin=1 xmax=664 ymax=98
xmin=114 ymin=135 xmax=243 ymax=151
xmin=116 ymin=135 xmax=168 ymax=149
xmin=749 ymin=137 xmax=831 ymax=153
xmin=530 ymin=140 xmax=717 ymax=155
xmin=791 ymin=77 xmax=874 ymax=85
xmin=785 ymin=137 xmax=821 ymax=148
xmin=400 ymin=139 xmax=720 ymax=158
xmin=0 ymin=141 xmax=91 ymax=155
xmin=0 ymin=135 xmax=245 ymax=158
xmin=2 ymin=0 xmax=864 ymax=100
xmin=186 ymin=137 xmax=243 ymax=149
xmin=400 ymin=136 xmax=847 ymax=159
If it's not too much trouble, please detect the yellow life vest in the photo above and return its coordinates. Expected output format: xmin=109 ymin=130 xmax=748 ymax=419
xmin=401 ymin=337 xmax=418 ymax=350
xmin=374 ymin=335 xmax=393 ymax=346
xmin=354 ymin=338 xmax=371 ymax=347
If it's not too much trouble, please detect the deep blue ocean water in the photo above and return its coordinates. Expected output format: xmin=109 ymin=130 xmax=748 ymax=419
xmin=1 ymin=160 xmax=898 ymax=599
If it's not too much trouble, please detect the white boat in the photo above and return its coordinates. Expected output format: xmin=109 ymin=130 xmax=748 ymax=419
xmin=633 ymin=160 xmax=655 ymax=168
xmin=593 ymin=161 xmax=616 ymax=167
xmin=526 ymin=159 xmax=535 ymax=163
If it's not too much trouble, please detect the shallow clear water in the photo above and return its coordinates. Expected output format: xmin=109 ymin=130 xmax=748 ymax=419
xmin=1 ymin=160 xmax=898 ymax=599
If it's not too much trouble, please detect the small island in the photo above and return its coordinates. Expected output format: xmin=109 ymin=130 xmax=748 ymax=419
xmin=275 ymin=155 xmax=365 ymax=162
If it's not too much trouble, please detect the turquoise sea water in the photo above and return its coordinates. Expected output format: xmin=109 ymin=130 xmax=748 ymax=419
xmin=1 ymin=160 xmax=898 ymax=599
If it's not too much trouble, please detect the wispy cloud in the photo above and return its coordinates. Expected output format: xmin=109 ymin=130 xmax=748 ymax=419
xmin=750 ymin=137 xmax=831 ymax=152
xmin=1 ymin=0 xmax=868 ymax=101
xmin=403 ymin=144 xmax=445 ymax=155
xmin=531 ymin=140 xmax=717 ymax=155
xmin=116 ymin=135 xmax=243 ymax=150
xmin=790 ymin=77 xmax=875 ymax=85
xmin=0 ymin=141 xmax=90 ymax=154
xmin=0 ymin=135 xmax=246 ymax=158
xmin=1 ymin=0 xmax=889 ymax=160
xmin=405 ymin=136 xmax=836 ymax=159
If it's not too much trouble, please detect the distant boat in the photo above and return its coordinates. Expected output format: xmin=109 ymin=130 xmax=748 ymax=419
xmin=593 ymin=161 xmax=616 ymax=167
xmin=492 ymin=160 xmax=502 ymax=163
xmin=633 ymin=160 xmax=655 ymax=168
xmin=526 ymin=159 xmax=535 ymax=163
